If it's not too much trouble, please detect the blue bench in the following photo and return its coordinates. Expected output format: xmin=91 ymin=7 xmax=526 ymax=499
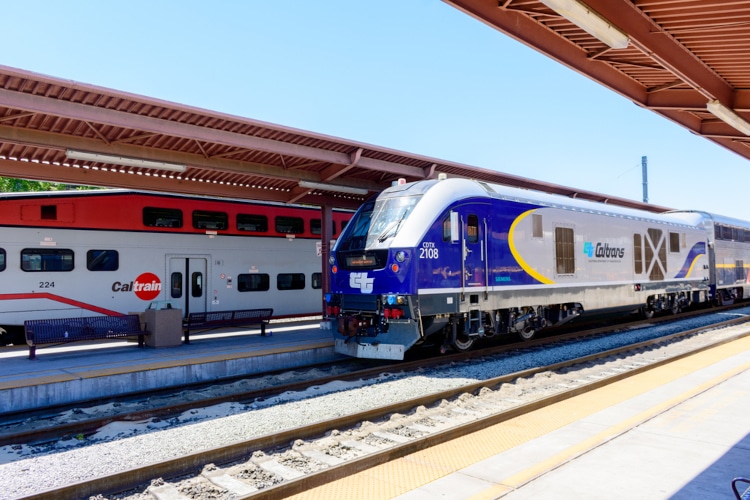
xmin=183 ymin=308 xmax=273 ymax=343
xmin=24 ymin=314 xmax=149 ymax=360
xmin=733 ymin=478 xmax=750 ymax=500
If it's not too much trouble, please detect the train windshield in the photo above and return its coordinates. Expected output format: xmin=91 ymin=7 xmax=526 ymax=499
xmin=338 ymin=195 xmax=422 ymax=251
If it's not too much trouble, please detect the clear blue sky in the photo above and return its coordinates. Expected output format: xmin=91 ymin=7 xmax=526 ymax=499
xmin=4 ymin=1 xmax=748 ymax=219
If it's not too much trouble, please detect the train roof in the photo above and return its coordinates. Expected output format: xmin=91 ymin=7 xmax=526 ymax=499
xmin=0 ymin=188 xmax=353 ymax=212
xmin=385 ymin=177 xmax=693 ymax=224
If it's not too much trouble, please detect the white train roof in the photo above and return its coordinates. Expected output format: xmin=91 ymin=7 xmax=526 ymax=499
xmin=385 ymin=177 xmax=709 ymax=248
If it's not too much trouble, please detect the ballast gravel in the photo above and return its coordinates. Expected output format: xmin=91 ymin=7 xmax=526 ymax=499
xmin=2 ymin=310 xmax=749 ymax=498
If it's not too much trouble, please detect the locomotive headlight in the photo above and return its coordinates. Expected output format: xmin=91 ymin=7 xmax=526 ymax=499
xmin=328 ymin=256 xmax=336 ymax=265
xmin=383 ymin=294 xmax=406 ymax=305
xmin=394 ymin=251 xmax=406 ymax=263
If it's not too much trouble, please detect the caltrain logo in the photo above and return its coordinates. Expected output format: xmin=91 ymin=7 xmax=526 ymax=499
xmin=350 ymin=272 xmax=374 ymax=294
xmin=584 ymin=242 xmax=625 ymax=259
xmin=112 ymin=272 xmax=162 ymax=301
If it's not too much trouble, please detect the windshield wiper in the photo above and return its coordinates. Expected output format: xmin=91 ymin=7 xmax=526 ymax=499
xmin=377 ymin=211 xmax=407 ymax=242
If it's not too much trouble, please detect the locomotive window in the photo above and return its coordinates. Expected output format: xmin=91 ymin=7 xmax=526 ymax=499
xmin=191 ymin=272 xmax=203 ymax=298
xmin=87 ymin=250 xmax=119 ymax=271
xmin=554 ymin=227 xmax=575 ymax=275
xmin=0 ymin=248 xmax=5 ymax=272
xmin=669 ymin=232 xmax=680 ymax=253
xmin=170 ymin=272 xmax=182 ymax=298
xmin=722 ymin=225 xmax=732 ymax=240
xmin=143 ymin=207 xmax=183 ymax=228
xmin=237 ymin=213 xmax=268 ymax=232
xmin=276 ymin=216 xmax=304 ymax=234
xmin=21 ymin=248 xmax=74 ymax=272
xmin=312 ymin=272 xmax=322 ymax=289
xmin=442 ymin=215 xmax=451 ymax=242
xmin=238 ymin=273 xmax=270 ymax=292
xmin=467 ymin=215 xmax=479 ymax=243
xmin=633 ymin=234 xmax=643 ymax=274
xmin=277 ymin=273 xmax=305 ymax=290
xmin=532 ymin=214 xmax=543 ymax=238
xmin=193 ymin=210 xmax=228 ymax=230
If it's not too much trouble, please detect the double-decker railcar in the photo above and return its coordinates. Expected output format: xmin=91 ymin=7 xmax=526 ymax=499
xmin=0 ymin=189 xmax=350 ymax=345
xmin=323 ymin=177 xmax=744 ymax=360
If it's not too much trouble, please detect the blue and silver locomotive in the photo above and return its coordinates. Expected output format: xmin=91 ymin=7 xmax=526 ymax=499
xmin=325 ymin=176 xmax=747 ymax=360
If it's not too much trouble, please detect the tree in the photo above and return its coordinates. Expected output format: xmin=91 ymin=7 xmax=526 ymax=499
xmin=0 ymin=177 xmax=97 ymax=192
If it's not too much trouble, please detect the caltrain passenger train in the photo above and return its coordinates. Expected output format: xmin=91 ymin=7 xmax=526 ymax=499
xmin=324 ymin=176 xmax=750 ymax=360
xmin=0 ymin=189 xmax=351 ymax=345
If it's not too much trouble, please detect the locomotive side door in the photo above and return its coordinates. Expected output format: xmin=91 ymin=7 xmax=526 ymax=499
xmin=455 ymin=205 xmax=489 ymax=294
xmin=168 ymin=256 xmax=208 ymax=317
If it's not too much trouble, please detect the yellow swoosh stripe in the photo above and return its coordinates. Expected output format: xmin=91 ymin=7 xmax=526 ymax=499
xmin=508 ymin=209 xmax=554 ymax=285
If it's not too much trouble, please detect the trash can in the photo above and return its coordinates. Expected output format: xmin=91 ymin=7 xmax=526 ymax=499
xmin=143 ymin=300 xmax=183 ymax=347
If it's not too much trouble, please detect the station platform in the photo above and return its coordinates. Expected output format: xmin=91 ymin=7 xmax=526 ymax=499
xmin=297 ymin=334 xmax=750 ymax=500
xmin=0 ymin=319 xmax=337 ymax=415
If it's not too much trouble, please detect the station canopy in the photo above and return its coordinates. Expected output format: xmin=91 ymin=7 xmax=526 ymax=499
xmin=0 ymin=64 xmax=672 ymax=213
xmin=446 ymin=0 xmax=750 ymax=163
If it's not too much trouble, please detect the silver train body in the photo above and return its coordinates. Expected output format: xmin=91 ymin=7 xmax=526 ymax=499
xmin=324 ymin=177 xmax=750 ymax=360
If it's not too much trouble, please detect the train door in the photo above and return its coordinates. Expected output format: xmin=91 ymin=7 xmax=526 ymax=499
xmin=454 ymin=206 xmax=489 ymax=293
xmin=168 ymin=256 xmax=208 ymax=317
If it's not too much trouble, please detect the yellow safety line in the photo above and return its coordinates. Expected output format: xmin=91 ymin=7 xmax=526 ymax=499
xmin=292 ymin=335 xmax=750 ymax=500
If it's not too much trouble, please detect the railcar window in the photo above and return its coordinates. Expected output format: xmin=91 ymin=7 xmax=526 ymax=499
xmin=633 ymin=234 xmax=643 ymax=274
xmin=170 ymin=272 xmax=182 ymax=298
xmin=0 ymin=248 xmax=5 ymax=272
xmin=532 ymin=214 xmax=543 ymax=238
xmin=238 ymin=273 xmax=270 ymax=292
xmin=554 ymin=227 xmax=575 ymax=275
xmin=87 ymin=250 xmax=119 ymax=271
xmin=21 ymin=248 xmax=74 ymax=272
xmin=191 ymin=272 xmax=203 ymax=297
xmin=669 ymin=232 xmax=680 ymax=253
xmin=41 ymin=205 xmax=57 ymax=220
xmin=276 ymin=216 xmax=304 ymax=234
xmin=341 ymin=220 xmax=348 ymax=231
xmin=736 ymin=260 xmax=745 ymax=282
xmin=310 ymin=219 xmax=337 ymax=236
xmin=312 ymin=272 xmax=322 ymax=289
xmin=193 ymin=210 xmax=228 ymax=230
xmin=278 ymin=273 xmax=305 ymax=290
xmin=467 ymin=215 xmax=479 ymax=243
xmin=722 ymin=226 xmax=732 ymax=240
xmin=144 ymin=207 xmax=183 ymax=228
xmin=237 ymin=213 xmax=268 ymax=232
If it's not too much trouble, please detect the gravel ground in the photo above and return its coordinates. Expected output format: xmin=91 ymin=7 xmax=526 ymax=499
xmin=2 ymin=310 xmax=749 ymax=498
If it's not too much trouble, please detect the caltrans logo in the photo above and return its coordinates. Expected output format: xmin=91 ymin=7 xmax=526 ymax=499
xmin=112 ymin=272 xmax=162 ymax=301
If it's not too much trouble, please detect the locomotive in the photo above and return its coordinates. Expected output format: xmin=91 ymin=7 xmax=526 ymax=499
xmin=324 ymin=176 xmax=750 ymax=360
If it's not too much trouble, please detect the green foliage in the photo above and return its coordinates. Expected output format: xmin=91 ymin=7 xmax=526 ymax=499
xmin=0 ymin=177 xmax=98 ymax=193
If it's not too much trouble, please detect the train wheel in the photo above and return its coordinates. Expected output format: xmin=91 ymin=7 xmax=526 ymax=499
xmin=452 ymin=334 xmax=475 ymax=352
xmin=670 ymin=300 xmax=681 ymax=315
xmin=518 ymin=327 xmax=535 ymax=341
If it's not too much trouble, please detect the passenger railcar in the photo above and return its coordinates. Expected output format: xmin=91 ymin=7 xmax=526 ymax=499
xmin=324 ymin=177 xmax=750 ymax=360
xmin=0 ymin=189 xmax=351 ymax=345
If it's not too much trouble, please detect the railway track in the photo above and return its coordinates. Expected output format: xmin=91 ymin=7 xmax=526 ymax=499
xmin=8 ymin=307 xmax=750 ymax=499
xmin=0 ymin=303 xmax=735 ymax=447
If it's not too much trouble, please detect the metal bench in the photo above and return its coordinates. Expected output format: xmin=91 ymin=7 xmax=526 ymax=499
xmin=733 ymin=478 xmax=750 ymax=500
xmin=24 ymin=314 xmax=149 ymax=360
xmin=183 ymin=308 xmax=273 ymax=343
